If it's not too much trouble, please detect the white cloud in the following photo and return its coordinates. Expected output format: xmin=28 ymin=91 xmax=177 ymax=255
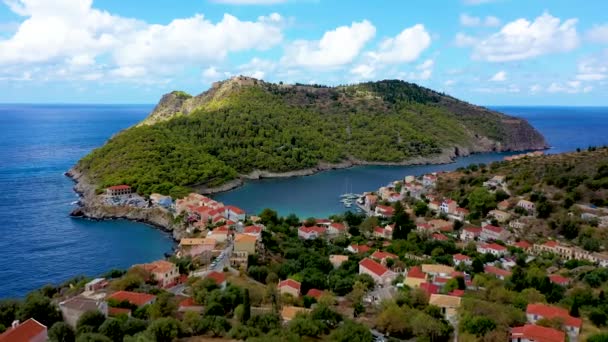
xmin=576 ymin=52 xmax=608 ymax=81
xmin=460 ymin=13 xmax=501 ymax=27
xmin=282 ymin=20 xmax=376 ymax=68
xmin=444 ymin=79 xmax=456 ymax=86
xmin=466 ymin=12 xmax=579 ymax=62
xmin=547 ymin=80 xmax=592 ymax=94
xmin=350 ymin=64 xmax=375 ymax=79
xmin=368 ymin=24 xmax=431 ymax=64
xmin=0 ymin=0 xmax=284 ymax=82
xmin=238 ymin=57 xmax=276 ymax=79
xmin=490 ymin=70 xmax=506 ymax=81
xmin=202 ymin=66 xmax=221 ymax=80
xmin=401 ymin=59 xmax=434 ymax=81
xmin=529 ymin=84 xmax=541 ymax=93
xmin=209 ymin=0 xmax=287 ymax=4
xmin=586 ymin=24 xmax=608 ymax=44
xmin=474 ymin=84 xmax=520 ymax=93
xmin=454 ymin=32 xmax=477 ymax=47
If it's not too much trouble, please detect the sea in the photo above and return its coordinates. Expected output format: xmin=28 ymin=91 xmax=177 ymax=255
xmin=0 ymin=105 xmax=607 ymax=298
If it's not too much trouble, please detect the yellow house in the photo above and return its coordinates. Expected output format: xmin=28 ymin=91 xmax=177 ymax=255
xmin=429 ymin=294 xmax=461 ymax=320
xmin=234 ymin=233 xmax=258 ymax=255
xmin=421 ymin=264 xmax=455 ymax=277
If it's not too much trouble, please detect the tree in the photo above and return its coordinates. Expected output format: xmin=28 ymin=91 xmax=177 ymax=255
xmin=288 ymin=314 xmax=323 ymax=337
xmin=99 ymin=318 xmax=124 ymax=341
xmin=590 ymin=309 xmax=608 ymax=327
xmin=413 ymin=201 xmax=428 ymax=217
xmin=569 ymin=298 xmax=580 ymax=317
xmin=242 ymin=289 xmax=251 ymax=323
xmin=588 ymin=332 xmax=608 ymax=342
xmin=467 ymin=187 xmax=496 ymax=218
xmin=145 ymin=318 xmax=182 ymax=342
xmin=48 ymin=322 xmax=75 ymax=342
xmin=392 ymin=201 xmax=415 ymax=239
xmin=17 ymin=292 xmax=61 ymax=327
xmin=359 ymin=216 xmax=378 ymax=236
xmin=0 ymin=300 xmax=20 ymax=328
xmin=201 ymin=316 xmax=230 ymax=337
xmin=148 ymin=292 xmax=176 ymax=319
xmin=75 ymin=333 xmax=112 ymax=342
xmin=76 ymin=310 xmax=107 ymax=335
xmin=462 ymin=316 xmax=496 ymax=337
xmin=259 ymin=208 xmax=279 ymax=225
xmin=375 ymin=304 xmax=410 ymax=337
xmin=329 ymin=320 xmax=373 ymax=342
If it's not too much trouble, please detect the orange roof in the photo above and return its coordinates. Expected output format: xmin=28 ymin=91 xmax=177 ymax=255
xmin=527 ymin=303 xmax=582 ymax=328
xmin=484 ymin=266 xmax=512 ymax=278
xmin=371 ymin=251 xmax=398 ymax=260
xmin=432 ymin=233 xmax=448 ymax=241
xmin=306 ymin=289 xmax=324 ymax=299
xmin=544 ymin=240 xmax=559 ymax=247
xmin=482 ymin=224 xmax=503 ymax=233
xmin=407 ymin=266 xmax=426 ymax=279
xmin=108 ymin=307 xmax=131 ymax=316
xmin=107 ymin=291 xmax=156 ymax=307
xmin=225 ymin=205 xmax=245 ymax=215
xmin=511 ymin=324 xmax=565 ymax=342
xmin=107 ymin=185 xmax=131 ymax=190
xmin=449 ymin=289 xmax=465 ymax=297
xmin=0 ymin=318 xmax=46 ymax=342
xmin=330 ymin=222 xmax=346 ymax=230
xmin=481 ymin=243 xmax=507 ymax=251
xmin=299 ymin=226 xmax=326 ymax=234
xmin=244 ymin=226 xmax=262 ymax=234
xmin=453 ymin=253 xmax=471 ymax=261
xmin=548 ymin=274 xmax=570 ymax=285
xmin=138 ymin=260 xmax=176 ymax=274
xmin=350 ymin=244 xmax=371 ymax=253
xmin=514 ymin=240 xmax=532 ymax=249
xmin=359 ymin=258 xmax=390 ymax=277
xmin=420 ymin=282 xmax=439 ymax=295
xmin=464 ymin=226 xmax=482 ymax=234
xmin=278 ymin=279 xmax=301 ymax=291
xmin=235 ymin=234 xmax=258 ymax=243
xmin=179 ymin=297 xmax=200 ymax=308
xmin=206 ymin=271 xmax=226 ymax=285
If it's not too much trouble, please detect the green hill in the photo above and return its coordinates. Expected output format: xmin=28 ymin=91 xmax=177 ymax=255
xmin=74 ymin=76 xmax=547 ymax=196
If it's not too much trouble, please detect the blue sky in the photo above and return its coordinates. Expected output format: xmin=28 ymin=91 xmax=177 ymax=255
xmin=0 ymin=0 xmax=607 ymax=105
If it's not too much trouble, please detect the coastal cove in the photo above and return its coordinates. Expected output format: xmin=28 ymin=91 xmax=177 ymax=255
xmin=1 ymin=105 xmax=607 ymax=298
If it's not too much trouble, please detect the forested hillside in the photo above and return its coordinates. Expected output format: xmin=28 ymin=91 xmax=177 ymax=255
xmin=75 ymin=77 xmax=546 ymax=196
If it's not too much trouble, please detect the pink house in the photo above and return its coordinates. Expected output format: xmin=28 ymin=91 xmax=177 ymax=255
xmin=375 ymin=205 xmax=395 ymax=218
xmin=298 ymin=226 xmax=326 ymax=240
xmin=179 ymin=238 xmax=216 ymax=258
xmin=460 ymin=227 xmax=481 ymax=241
xmin=480 ymin=224 xmax=509 ymax=241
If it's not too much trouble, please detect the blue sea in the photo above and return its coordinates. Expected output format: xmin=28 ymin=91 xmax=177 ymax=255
xmin=0 ymin=105 xmax=607 ymax=298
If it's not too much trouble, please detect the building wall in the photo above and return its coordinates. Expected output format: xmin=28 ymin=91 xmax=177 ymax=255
xmin=279 ymin=286 xmax=299 ymax=298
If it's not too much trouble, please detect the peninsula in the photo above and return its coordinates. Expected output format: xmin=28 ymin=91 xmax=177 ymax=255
xmin=70 ymin=76 xmax=546 ymax=200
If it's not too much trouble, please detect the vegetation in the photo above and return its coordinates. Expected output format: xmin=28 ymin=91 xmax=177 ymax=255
xmin=77 ymin=78 xmax=543 ymax=196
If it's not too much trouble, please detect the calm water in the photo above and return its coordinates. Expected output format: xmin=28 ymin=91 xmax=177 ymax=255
xmin=0 ymin=105 xmax=606 ymax=298
xmin=0 ymin=104 xmax=173 ymax=298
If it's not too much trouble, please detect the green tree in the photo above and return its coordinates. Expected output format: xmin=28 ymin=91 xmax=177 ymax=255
xmin=462 ymin=316 xmax=496 ymax=337
xmin=413 ymin=201 xmax=428 ymax=217
xmin=75 ymin=333 xmax=112 ymax=342
xmin=590 ymin=309 xmax=608 ymax=327
xmin=76 ymin=310 xmax=106 ymax=335
xmin=329 ymin=320 xmax=373 ymax=342
xmin=242 ymin=289 xmax=251 ymax=323
xmin=99 ymin=318 xmax=124 ymax=341
xmin=17 ymin=292 xmax=61 ymax=327
xmin=392 ymin=201 xmax=415 ymax=239
xmin=259 ymin=208 xmax=279 ymax=225
xmin=148 ymin=292 xmax=176 ymax=319
xmin=569 ymin=298 xmax=580 ymax=317
xmin=588 ymin=332 xmax=608 ymax=342
xmin=48 ymin=322 xmax=75 ymax=342
xmin=145 ymin=318 xmax=182 ymax=342
xmin=0 ymin=300 xmax=20 ymax=328
xmin=467 ymin=187 xmax=496 ymax=218
xmin=359 ymin=216 xmax=378 ymax=236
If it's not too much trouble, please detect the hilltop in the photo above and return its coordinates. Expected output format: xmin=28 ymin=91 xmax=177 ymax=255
xmin=73 ymin=76 xmax=546 ymax=197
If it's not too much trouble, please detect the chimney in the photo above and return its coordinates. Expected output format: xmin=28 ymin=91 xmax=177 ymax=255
xmin=11 ymin=320 xmax=19 ymax=328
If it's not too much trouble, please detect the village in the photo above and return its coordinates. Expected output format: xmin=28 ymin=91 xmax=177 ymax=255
xmin=5 ymin=164 xmax=608 ymax=342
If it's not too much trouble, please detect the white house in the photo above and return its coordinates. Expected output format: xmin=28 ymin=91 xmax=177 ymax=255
xmin=526 ymin=303 xmax=581 ymax=338
xmin=359 ymin=258 xmax=396 ymax=285
xmin=477 ymin=243 xmax=508 ymax=257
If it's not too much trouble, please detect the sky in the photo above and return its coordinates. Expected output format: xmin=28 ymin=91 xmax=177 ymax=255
xmin=0 ymin=0 xmax=607 ymax=105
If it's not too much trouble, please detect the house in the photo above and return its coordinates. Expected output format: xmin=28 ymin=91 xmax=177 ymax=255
xmin=178 ymin=297 xmax=204 ymax=313
xmin=421 ymin=264 xmax=455 ymax=278
xmin=429 ymin=294 xmax=461 ymax=321
xmin=480 ymin=224 xmax=509 ymax=241
xmin=137 ymin=260 xmax=180 ymax=288
xmin=107 ymin=291 xmax=156 ymax=307
xmin=526 ymin=303 xmax=582 ymax=337
xmin=484 ymin=266 xmax=512 ymax=280
xmin=0 ymin=318 xmax=47 ymax=342
xmin=483 ymin=175 xmax=506 ymax=188
xmin=225 ymin=205 xmax=246 ymax=222
xmin=454 ymin=207 xmax=470 ymax=220
xmin=513 ymin=240 xmax=532 ymax=251
xmin=510 ymin=324 xmax=565 ymax=342
xmin=497 ymin=200 xmax=511 ymax=211
xmin=347 ymin=244 xmax=371 ymax=254
xmin=230 ymin=251 xmax=249 ymax=269
xmin=440 ymin=199 xmax=458 ymax=214
xmin=517 ymin=199 xmax=536 ymax=212
xmin=359 ymin=258 xmax=396 ymax=285
xmin=364 ymin=194 xmax=378 ymax=210
xmin=533 ymin=241 xmax=575 ymax=260
xmin=416 ymin=222 xmax=435 ymax=233
xmin=460 ymin=227 xmax=481 ymax=241
xmin=59 ymin=296 xmax=108 ymax=327
xmin=423 ymin=174 xmax=437 ymax=187
xmin=428 ymin=200 xmax=441 ymax=212
xmin=243 ymin=225 xmax=263 ymax=237
xmin=278 ymin=279 xmax=301 ymax=297
xmin=548 ymin=274 xmax=571 ymax=286
xmin=150 ymin=193 xmax=173 ymax=208
xmin=329 ymin=255 xmax=349 ymax=268
xmin=453 ymin=253 xmax=472 ymax=266
xmin=432 ymin=233 xmax=448 ymax=241
xmin=429 ymin=219 xmax=454 ymax=232
xmin=419 ymin=282 xmax=440 ymax=296
xmin=375 ymin=205 xmax=395 ymax=218
xmin=328 ymin=222 xmax=347 ymax=236
xmin=305 ymin=289 xmax=324 ymax=300
xmin=206 ymin=271 xmax=227 ymax=289
xmin=234 ymin=233 xmax=258 ymax=255
xmin=281 ymin=306 xmax=311 ymax=322
xmin=373 ymin=225 xmax=393 ymax=239
xmin=179 ymin=238 xmax=216 ymax=258
xmin=298 ymin=226 xmax=326 ymax=240
xmin=477 ymin=243 xmax=508 ymax=257
xmin=106 ymin=185 xmax=132 ymax=196
xmin=371 ymin=251 xmax=398 ymax=265
xmin=488 ymin=209 xmax=511 ymax=223
xmin=84 ymin=278 xmax=107 ymax=293
xmin=209 ymin=225 xmax=231 ymax=243
xmin=108 ymin=307 xmax=132 ymax=317
xmin=404 ymin=266 xmax=427 ymax=288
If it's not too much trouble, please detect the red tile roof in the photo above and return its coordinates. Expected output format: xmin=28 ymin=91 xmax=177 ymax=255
xmin=108 ymin=307 xmax=132 ymax=316
xmin=407 ymin=266 xmax=426 ymax=279
xmin=299 ymin=226 xmax=327 ymax=234
xmin=306 ymin=289 xmax=324 ymax=300
xmin=527 ymin=303 xmax=582 ymax=328
xmin=463 ymin=227 xmax=482 ymax=234
xmin=376 ymin=205 xmax=395 ymax=215
xmin=107 ymin=185 xmax=131 ymax=190
xmin=544 ymin=240 xmax=559 ymax=247
xmin=278 ymin=279 xmax=301 ymax=291
xmin=226 ymin=205 xmax=245 ymax=215
xmin=480 ymin=243 xmax=507 ymax=251
xmin=484 ymin=266 xmax=512 ymax=278
xmin=434 ymin=277 xmax=450 ymax=284
xmin=206 ymin=271 xmax=226 ymax=285
xmin=0 ymin=318 xmax=46 ymax=342
xmin=449 ymin=289 xmax=465 ymax=297
xmin=482 ymin=224 xmax=503 ymax=233
xmin=374 ymin=226 xmax=385 ymax=234
xmin=350 ymin=244 xmax=371 ymax=253
xmin=371 ymin=251 xmax=398 ymax=261
xmin=179 ymin=297 xmax=202 ymax=308
xmin=548 ymin=274 xmax=570 ymax=286
xmin=514 ymin=240 xmax=532 ymax=249
xmin=107 ymin=291 xmax=156 ymax=307
xmin=244 ymin=225 xmax=262 ymax=234
xmin=432 ymin=233 xmax=448 ymax=241
xmin=330 ymin=222 xmax=346 ymax=231
xmin=359 ymin=258 xmax=390 ymax=277
xmin=511 ymin=324 xmax=565 ymax=342
xmin=453 ymin=253 xmax=471 ymax=261
xmin=420 ymin=282 xmax=439 ymax=295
